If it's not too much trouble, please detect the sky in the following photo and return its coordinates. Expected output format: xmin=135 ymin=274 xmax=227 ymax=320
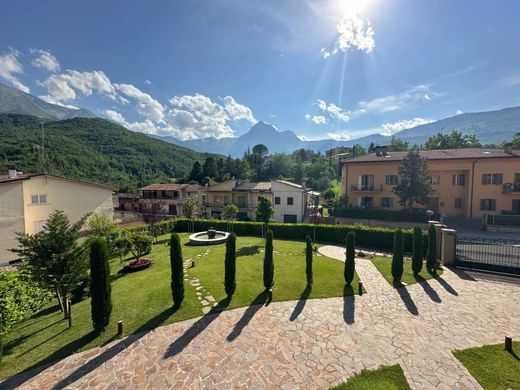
xmin=1 ymin=0 xmax=520 ymax=142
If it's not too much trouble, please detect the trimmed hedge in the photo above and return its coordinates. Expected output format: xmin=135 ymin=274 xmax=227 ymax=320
xmin=332 ymin=207 xmax=439 ymax=223
xmin=123 ymin=218 xmax=428 ymax=254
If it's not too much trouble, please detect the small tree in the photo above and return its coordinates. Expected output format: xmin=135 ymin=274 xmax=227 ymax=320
xmin=224 ymin=233 xmax=237 ymax=297
xmin=393 ymin=149 xmax=431 ymax=209
xmin=256 ymin=196 xmax=274 ymax=239
xmin=344 ymin=232 xmax=355 ymax=285
xmin=412 ymin=226 xmax=423 ymax=275
xmin=392 ymin=229 xmax=404 ymax=285
xmin=223 ymin=203 xmax=239 ymax=232
xmin=305 ymin=236 xmax=313 ymax=286
xmin=89 ymin=238 xmax=112 ymax=331
xmin=263 ymin=230 xmax=274 ymax=290
xmin=426 ymin=224 xmax=437 ymax=273
xmin=182 ymin=197 xmax=198 ymax=233
xmin=128 ymin=232 xmax=153 ymax=263
xmin=114 ymin=230 xmax=131 ymax=263
xmin=87 ymin=213 xmax=117 ymax=245
xmin=170 ymin=233 xmax=184 ymax=309
xmin=12 ymin=210 xmax=89 ymax=319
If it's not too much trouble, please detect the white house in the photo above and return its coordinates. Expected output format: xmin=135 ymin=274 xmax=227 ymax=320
xmin=271 ymin=180 xmax=316 ymax=223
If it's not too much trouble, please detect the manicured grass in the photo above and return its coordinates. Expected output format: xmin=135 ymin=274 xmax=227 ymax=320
xmin=370 ymin=256 xmax=443 ymax=286
xmin=331 ymin=364 xmax=410 ymax=390
xmin=0 ymin=234 xmax=355 ymax=381
xmin=454 ymin=341 xmax=520 ymax=390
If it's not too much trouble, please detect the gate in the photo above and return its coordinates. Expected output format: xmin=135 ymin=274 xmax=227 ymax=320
xmin=455 ymin=240 xmax=520 ymax=275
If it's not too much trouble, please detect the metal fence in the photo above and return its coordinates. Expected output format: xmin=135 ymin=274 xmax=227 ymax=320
xmin=486 ymin=214 xmax=520 ymax=227
xmin=455 ymin=240 xmax=520 ymax=275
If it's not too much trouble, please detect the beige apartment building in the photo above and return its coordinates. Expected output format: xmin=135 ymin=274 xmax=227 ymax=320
xmin=137 ymin=183 xmax=201 ymax=220
xmin=0 ymin=168 xmax=114 ymax=263
xmin=341 ymin=146 xmax=520 ymax=219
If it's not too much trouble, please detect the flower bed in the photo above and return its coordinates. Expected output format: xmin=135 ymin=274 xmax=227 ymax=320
xmin=123 ymin=259 xmax=152 ymax=272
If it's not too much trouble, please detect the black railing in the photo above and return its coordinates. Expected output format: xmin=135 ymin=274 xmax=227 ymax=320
xmin=455 ymin=240 xmax=520 ymax=275
xmin=503 ymin=183 xmax=520 ymax=193
xmin=350 ymin=184 xmax=383 ymax=192
xmin=486 ymin=214 xmax=520 ymax=227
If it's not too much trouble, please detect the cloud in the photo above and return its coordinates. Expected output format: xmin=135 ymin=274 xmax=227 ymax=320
xmin=30 ymin=49 xmax=60 ymax=72
xmin=355 ymin=84 xmax=432 ymax=115
xmin=144 ymin=79 xmax=152 ymax=85
xmin=222 ymin=96 xmax=256 ymax=123
xmin=305 ymin=114 xmax=328 ymax=124
xmin=0 ymin=50 xmax=30 ymax=93
xmin=321 ymin=13 xmax=375 ymax=58
xmin=115 ymin=83 xmax=165 ymax=123
xmin=455 ymin=110 xmax=463 ymax=115
xmin=40 ymin=70 xmax=117 ymax=102
xmin=380 ymin=118 xmax=434 ymax=136
xmin=316 ymin=99 xmax=350 ymax=122
xmin=326 ymin=131 xmax=351 ymax=141
xmin=320 ymin=48 xmax=331 ymax=59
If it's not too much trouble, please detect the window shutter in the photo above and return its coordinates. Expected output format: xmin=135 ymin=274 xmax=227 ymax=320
xmin=452 ymin=175 xmax=456 ymax=185
xmin=497 ymin=174 xmax=503 ymax=185
xmin=492 ymin=199 xmax=496 ymax=210
xmin=480 ymin=199 xmax=485 ymax=210
xmin=482 ymin=174 xmax=487 ymax=185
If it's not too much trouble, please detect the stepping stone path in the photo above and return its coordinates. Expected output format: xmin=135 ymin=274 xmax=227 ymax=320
xmin=183 ymin=247 xmax=216 ymax=315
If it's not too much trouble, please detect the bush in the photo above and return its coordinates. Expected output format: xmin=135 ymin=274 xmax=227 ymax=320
xmin=159 ymin=218 xmax=425 ymax=254
xmin=344 ymin=232 xmax=356 ymax=285
xmin=426 ymin=224 xmax=437 ymax=273
xmin=170 ymin=233 xmax=184 ymax=309
xmin=225 ymin=233 xmax=237 ymax=297
xmin=89 ymin=238 xmax=112 ymax=331
xmin=411 ymin=226 xmax=423 ymax=275
xmin=263 ymin=230 xmax=274 ymax=290
xmin=128 ymin=232 xmax=153 ymax=261
xmin=332 ymin=207 xmax=439 ymax=223
xmin=305 ymin=236 xmax=313 ymax=286
xmin=391 ymin=229 xmax=404 ymax=285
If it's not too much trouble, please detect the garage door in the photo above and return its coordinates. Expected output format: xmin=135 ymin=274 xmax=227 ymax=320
xmin=283 ymin=214 xmax=298 ymax=223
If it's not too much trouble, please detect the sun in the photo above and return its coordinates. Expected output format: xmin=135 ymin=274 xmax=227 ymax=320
xmin=337 ymin=0 xmax=372 ymax=16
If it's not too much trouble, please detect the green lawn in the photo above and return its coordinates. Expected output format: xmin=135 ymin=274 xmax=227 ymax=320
xmin=0 ymin=234 xmax=355 ymax=381
xmin=370 ymin=256 xmax=443 ymax=286
xmin=454 ymin=342 xmax=520 ymax=390
xmin=331 ymin=364 xmax=410 ymax=390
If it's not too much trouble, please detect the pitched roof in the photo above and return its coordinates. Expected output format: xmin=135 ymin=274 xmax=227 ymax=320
xmin=343 ymin=148 xmax=520 ymax=164
xmin=234 ymin=182 xmax=272 ymax=191
xmin=0 ymin=173 xmax=113 ymax=190
xmin=138 ymin=183 xmax=201 ymax=191
xmin=273 ymin=179 xmax=305 ymax=189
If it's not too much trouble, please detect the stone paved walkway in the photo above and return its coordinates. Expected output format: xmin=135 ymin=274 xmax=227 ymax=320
xmin=5 ymin=246 xmax=520 ymax=389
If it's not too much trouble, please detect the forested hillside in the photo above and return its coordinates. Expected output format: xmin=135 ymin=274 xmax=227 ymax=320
xmin=0 ymin=114 xmax=214 ymax=191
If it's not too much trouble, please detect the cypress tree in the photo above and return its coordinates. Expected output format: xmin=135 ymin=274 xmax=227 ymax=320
xmin=305 ymin=235 xmax=313 ymax=286
xmin=411 ymin=226 xmax=423 ymax=275
xmin=170 ymin=233 xmax=184 ymax=309
xmin=89 ymin=237 xmax=112 ymax=331
xmin=344 ymin=232 xmax=356 ymax=285
xmin=391 ymin=229 xmax=404 ymax=285
xmin=224 ymin=233 xmax=237 ymax=297
xmin=426 ymin=224 xmax=437 ymax=273
xmin=263 ymin=230 xmax=274 ymax=290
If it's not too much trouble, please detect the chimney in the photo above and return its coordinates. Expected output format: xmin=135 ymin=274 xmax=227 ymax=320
xmin=504 ymin=143 xmax=513 ymax=154
xmin=8 ymin=165 xmax=17 ymax=179
xmin=381 ymin=145 xmax=389 ymax=156
xmin=375 ymin=146 xmax=382 ymax=157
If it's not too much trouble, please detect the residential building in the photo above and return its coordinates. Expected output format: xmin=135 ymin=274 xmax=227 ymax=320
xmin=0 ymin=168 xmax=113 ymax=264
xmin=137 ymin=183 xmax=202 ymax=220
xmin=271 ymin=180 xmax=314 ymax=223
xmin=201 ymin=180 xmax=237 ymax=219
xmin=341 ymin=146 xmax=520 ymax=218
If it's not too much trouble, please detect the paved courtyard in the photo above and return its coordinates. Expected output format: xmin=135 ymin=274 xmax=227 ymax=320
xmin=5 ymin=245 xmax=520 ymax=389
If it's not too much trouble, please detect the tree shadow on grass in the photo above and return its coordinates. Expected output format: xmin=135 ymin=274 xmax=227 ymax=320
xmin=163 ymin=298 xmax=231 ymax=359
xmin=236 ymin=245 xmax=261 ymax=257
xmin=289 ymin=285 xmax=312 ymax=321
xmin=343 ymin=284 xmax=355 ymax=324
xmin=226 ymin=292 xmax=268 ymax=342
xmin=431 ymin=273 xmax=459 ymax=296
xmin=413 ymin=274 xmax=441 ymax=303
xmin=16 ymin=306 xmax=61 ymax=330
xmin=4 ymin=319 xmax=63 ymax=354
xmin=394 ymin=283 xmax=419 ymax=316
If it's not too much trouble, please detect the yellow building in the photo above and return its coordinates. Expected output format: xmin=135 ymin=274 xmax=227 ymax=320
xmin=0 ymin=168 xmax=114 ymax=263
xmin=341 ymin=146 xmax=520 ymax=219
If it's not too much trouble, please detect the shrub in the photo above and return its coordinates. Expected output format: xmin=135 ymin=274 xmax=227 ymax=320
xmin=170 ymin=233 xmax=184 ymax=309
xmin=263 ymin=230 xmax=274 ymax=290
xmin=89 ymin=237 xmax=112 ymax=331
xmin=391 ymin=229 xmax=404 ymax=285
xmin=411 ymin=226 xmax=423 ymax=275
xmin=128 ymin=232 xmax=153 ymax=261
xmin=332 ymin=207 xmax=439 ymax=223
xmin=224 ymin=233 xmax=237 ymax=297
xmin=305 ymin=235 xmax=313 ymax=286
xmin=344 ymin=232 xmax=356 ymax=285
xmin=426 ymin=224 xmax=437 ymax=273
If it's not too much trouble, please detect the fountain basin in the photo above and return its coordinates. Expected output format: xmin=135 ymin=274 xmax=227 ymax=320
xmin=188 ymin=230 xmax=230 ymax=245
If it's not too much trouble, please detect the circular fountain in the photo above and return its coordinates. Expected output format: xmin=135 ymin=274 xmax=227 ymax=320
xmin=188 ymin=227 xmax=230 ymax=246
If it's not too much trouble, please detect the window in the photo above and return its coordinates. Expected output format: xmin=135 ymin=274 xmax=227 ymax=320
xmin=452 ymin=174 xmax=465 ymax=186
xmin=385 ymin=175 xmax=398 ymax=185
xmin=360 ymin=197 xmax=373 ymax=209
xmin=287 ymin=197 xmax=294 ymax=205
xmin=237 ymin=195 xmax=246 ymax=207
xmin=274 ymin=196 xmax=281 ymax=205
xmin=454 ymin=197 xmax=463 ymax=209
xmin=482 ymin=173 xmax=503 ymax=185
xmin=429 ymin=176 xmax=440 ymax=185
xmin=480 ymin=199 xmax=496 ymax=211
xmin=512 ymin=199 xmax=520 ymax=215
xmin=224 ymin=196 xmax=230 ymax=205
xmin=213 ymin=195 xmax=220 ymax=203
xmin=381 ymin=197 xmax=393 ymax=208
xmin=31 ymin=194 xmax=47 ymax=204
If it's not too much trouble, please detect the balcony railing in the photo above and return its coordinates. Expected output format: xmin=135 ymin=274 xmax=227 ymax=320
xmin=503 ymin=183 xmax=520 ymax=193
xmin=203 ymin=202 xmax=252 ymax=209
xmin=350 ymin=184 xmax=384 ymax=192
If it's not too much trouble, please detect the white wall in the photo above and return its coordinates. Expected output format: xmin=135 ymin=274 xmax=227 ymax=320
xmin=271 ymin=181 xmax=305 ymax=223
xmin=0 ymin=181 xmax=25 ymax=263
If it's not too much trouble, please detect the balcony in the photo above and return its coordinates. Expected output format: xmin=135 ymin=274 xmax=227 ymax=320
xmin=503 ymin=183 xmax=520 ymax=193
xmin=350 ymin=184 xmax=384 ymax=192
xmin=203 ymin=202 xmax=252 ymax=209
